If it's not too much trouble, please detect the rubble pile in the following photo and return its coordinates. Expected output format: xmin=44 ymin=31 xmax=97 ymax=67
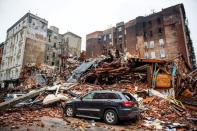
xmin=19 ymin=63 xmax=56 ymax=90
xmin=0 ymin=54 xmax=197 ymax=130
xmin=0 ymin=106 xmax=62 ymax=127
xmin=80 ymin=58 xmax=147 ymax=85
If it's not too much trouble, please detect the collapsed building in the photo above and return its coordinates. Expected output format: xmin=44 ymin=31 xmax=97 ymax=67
xmin=0 ymin=13 xmax=82 ymax=86
xmin=86 ymin=4 xmax=196 ymax=70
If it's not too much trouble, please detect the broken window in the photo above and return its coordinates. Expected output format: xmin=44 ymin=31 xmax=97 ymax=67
xmin=160 ymin=49 xmax=166 ymax=58
xmin=149 ymin=41 xmax=154 ymax=48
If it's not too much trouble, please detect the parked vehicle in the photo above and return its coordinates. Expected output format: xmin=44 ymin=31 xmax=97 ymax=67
xmin=64 ymin=90 xmax=139 ymax=124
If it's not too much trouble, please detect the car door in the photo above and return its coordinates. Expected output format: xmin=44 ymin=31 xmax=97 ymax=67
xmin=89 ymin=92 xmax=119 ymax=118
xmin=75 ymin=92 xmax=95 ymax=117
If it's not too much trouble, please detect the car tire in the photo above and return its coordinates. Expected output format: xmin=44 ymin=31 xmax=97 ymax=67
xmin=131 ymin=115 xmax=139 ymax=122
xmin=104 ymin=109 xmax=118 ymax=125
xmin=65 ymin=106 xmax=74 ymax=117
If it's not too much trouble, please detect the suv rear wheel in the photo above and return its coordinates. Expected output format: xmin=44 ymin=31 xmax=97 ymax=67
xmin=104 ymin=109 xmax=118 ymax=124
xmin=65 ymin=106 xmax=74 ymax=117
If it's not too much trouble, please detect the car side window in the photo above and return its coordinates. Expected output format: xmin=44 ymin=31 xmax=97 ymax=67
xmin=82 ymin=93 xmax=94 ymax=100
xmin=93 ymin=93 xmax=119 ymax=99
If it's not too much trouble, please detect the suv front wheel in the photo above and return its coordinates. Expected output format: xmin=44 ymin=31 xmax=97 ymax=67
xmin=104 ymin=109 xmax=118 ymax=124
xmin=65 ymin=106 xmax=74 ymax=117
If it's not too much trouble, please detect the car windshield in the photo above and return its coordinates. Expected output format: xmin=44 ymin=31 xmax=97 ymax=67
xmin=82 ymin=92 xmax=94 ymax=99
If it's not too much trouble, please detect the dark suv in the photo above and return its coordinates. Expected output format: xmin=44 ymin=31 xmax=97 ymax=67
xmin=64 ymin=90 xmax=139 ymax=124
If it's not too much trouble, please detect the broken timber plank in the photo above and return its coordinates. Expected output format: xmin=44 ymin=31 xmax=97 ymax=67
xmin=0 ymin=86 xmax=47 ymax=111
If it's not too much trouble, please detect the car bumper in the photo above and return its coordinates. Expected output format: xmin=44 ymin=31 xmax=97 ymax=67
xmin=118 ymin=107 xmax=139 ymax=120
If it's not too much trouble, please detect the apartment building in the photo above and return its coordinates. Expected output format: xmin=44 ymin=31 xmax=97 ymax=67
xmin=0 ymin=13 xmax=48 ymax=82
xmin=62 ymin=32 xmax=81 ymax=57
xmin=0 ymin=42 xmax=4 ymax=66
xmin=45 ymin=26 xmax=64 ymax=67
xmin=86 ymin=4 xmax=196 ymax=69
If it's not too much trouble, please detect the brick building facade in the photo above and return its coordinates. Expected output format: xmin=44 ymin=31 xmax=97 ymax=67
xmin=86 ymin=4 xmax=196 ymax=69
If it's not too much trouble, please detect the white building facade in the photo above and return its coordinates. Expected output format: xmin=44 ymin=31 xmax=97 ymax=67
xmin=0 ymin=13 xmax=48 ymax=81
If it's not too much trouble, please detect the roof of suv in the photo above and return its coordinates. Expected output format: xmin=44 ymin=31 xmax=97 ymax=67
xmin=91 ymin=90 xmax=122 ymax=94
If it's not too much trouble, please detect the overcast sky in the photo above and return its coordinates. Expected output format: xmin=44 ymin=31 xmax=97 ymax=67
xmin=0 ymin=0 xmax=196 ymax=57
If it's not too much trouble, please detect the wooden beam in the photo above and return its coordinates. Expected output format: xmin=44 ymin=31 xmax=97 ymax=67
xmin=0 ymin=87 xmax=47 ymax=111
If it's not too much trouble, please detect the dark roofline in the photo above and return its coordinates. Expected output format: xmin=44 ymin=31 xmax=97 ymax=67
xmin=7 ymin=12 xmax=48 ymax=33
xmin=125 ymin=3 xmax=185 ymax=26
xmin=63 ymin=32 xmax=81 ymax=38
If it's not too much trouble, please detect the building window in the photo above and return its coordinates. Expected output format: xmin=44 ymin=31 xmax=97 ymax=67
xmin=149 ymin=41 xmax=154 ymax=48
xmin=150 ymin=31 xmax=153 ymax=37
xmin=144 ymin=42 xmax=148 ymax=48
xmin=48 ymin=35 xmax=51 ymax=42
xmin=54 ymin=43 xmax=56 ymax=48
xmin=51 ymin=62 xmax=54 ymax=66
xmin=160 ymin=49 xmax=166 ymax=58
xmin=159 ymin=39 xmax=164 ymax=47
xmin=29 ymin=17 xmax=32 ymax=23
xmin=157 ymin=18 xmax=161 ymax=24
xmin=150 ymin=52 xmax=156 ymax=59
xmin=46 ymin=56 xmax=49 ymax=60
xmin=143 ymin=22 xmax=146 ymax=28
xmin=158 ymin=28 xmax=163 ymax=33
xmin=118 ymin=35 xmax=122 ymax=41
xmin=104 ymin=35 xmax=106 ymax=41
xmin=109 ymin=34 xmax=112 ymax=39
xmin=144 ymin=32 xmax=147 ymax=39
xmin=144 ymin=52 xmax=149 ymax=58
xmin=52 ymin=52 xmax=55 ymax=57
xmin=118 ymin=27 xmax=122 ymax=32
xmin=171 ymin=24 xmax=176 ymax=30
xmin=148 ymin=21 xmax=152 ymax=27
